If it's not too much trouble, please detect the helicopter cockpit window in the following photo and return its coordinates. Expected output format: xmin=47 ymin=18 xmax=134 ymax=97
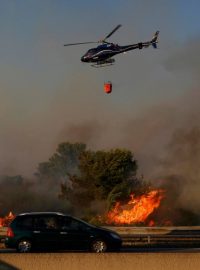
xmin=97 ymin=44 xmax=109 ymax=49
xmin=87 ymin=49 xmax=96 ymax=54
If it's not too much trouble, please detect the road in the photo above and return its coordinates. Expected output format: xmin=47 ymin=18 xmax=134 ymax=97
xmin=1 ymin=246 xmax=200 ymax=253
xmin=1 ymin=250 xmax=200 ymax=270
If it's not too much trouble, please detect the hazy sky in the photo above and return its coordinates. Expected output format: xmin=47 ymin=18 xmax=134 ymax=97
xmin=0 ymin=0 xmax=200 ymax=176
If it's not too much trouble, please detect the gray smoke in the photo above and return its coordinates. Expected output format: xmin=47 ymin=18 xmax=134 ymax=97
xmin=1 ymin=6 xmax=200 ymax=221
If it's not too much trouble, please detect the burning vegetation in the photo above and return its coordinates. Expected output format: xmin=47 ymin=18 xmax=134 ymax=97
xmin=106 ymin=190 xmax=165 ymax=225
xmin=0 ymin=212 xmax=15 ymax=227
xmin=0 ymin=137 xmax=200 ymax=227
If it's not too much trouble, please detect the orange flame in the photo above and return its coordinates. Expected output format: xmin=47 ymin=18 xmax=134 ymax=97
xmin=106 ymin=190 xmax=165 ymax=225
xmin=0 ymin=212 xmax=15 ymax=227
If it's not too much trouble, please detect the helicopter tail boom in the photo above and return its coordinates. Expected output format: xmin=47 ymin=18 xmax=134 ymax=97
xmin=140 ymin=31 xmax=159 ymax=49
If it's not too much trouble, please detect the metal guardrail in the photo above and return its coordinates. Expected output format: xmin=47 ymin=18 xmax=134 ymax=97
xmin=105 ymin=226 xmax=200 ymax=247
xmin=121 ymin=234 xmax=200 ymax=247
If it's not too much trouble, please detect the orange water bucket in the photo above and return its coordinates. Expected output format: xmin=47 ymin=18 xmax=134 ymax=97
xmin=104 ymin=82 xmax=112 ymax=94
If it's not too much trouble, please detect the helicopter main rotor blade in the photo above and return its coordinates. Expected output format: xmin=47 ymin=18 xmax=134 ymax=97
xmin=64 ymin=41 xmax=97 ymax=46
xmin=103 ymin=24 xmax=122 ymax=41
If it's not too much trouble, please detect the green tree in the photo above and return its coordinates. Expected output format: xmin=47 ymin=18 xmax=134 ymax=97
xmin=37 ymin=143 xmax=140 ymax=218
xmin=76 ymin=149 xmax=138 ymax=199
xmin=37 ymin=142 xmax=86 ymax=180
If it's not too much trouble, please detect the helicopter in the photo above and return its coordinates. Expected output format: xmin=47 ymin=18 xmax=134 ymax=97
xmin=64 ymin=25 xmax=159 ymax=67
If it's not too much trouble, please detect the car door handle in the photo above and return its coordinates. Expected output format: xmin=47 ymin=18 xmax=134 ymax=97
xmin=33 ymin=231 xmax=41 ymax=234
xmin=60 ymin=232 xmax=68 ymax=235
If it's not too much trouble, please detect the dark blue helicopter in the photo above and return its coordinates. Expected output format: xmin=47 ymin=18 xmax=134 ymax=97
xmin=64 ymin=25 xmax=159 ymax=67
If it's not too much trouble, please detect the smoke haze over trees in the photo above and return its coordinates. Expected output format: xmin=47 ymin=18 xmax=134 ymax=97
xmin=0 ymin=142 xmax=151 ymax=220
xmin=37 ymin=143 xmax=140 ymax=219
xmin=0 ymin=141 xmax=200 ymax=225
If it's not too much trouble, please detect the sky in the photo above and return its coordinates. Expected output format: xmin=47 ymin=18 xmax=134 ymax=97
xmin=0 ymin=0 xmax=200 ymax=178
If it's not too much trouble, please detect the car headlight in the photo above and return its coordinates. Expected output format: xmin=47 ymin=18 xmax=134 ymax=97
xmin=110 ymin=232 xmax=121 ymax=240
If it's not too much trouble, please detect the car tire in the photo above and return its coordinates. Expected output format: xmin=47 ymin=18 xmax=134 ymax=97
xmin=91 ymin=239 xmax=107 ymax=253
xmin=17 ymin=239 xmax=32 ymax=253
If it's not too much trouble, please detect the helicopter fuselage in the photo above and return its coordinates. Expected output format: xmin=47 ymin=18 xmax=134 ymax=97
xmin=64 ymin=25 xmax=159 ymax=67
xmin=80 ymin=42 xmax=149 ymax=64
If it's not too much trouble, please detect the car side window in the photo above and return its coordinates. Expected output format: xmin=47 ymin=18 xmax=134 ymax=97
xmin=34 ymin=216 xmax=60 ymax=230
xmin=60 ymin=217 xmax=72 ymax=230
xmin=17 ymin=217 xmax=33 ymax=230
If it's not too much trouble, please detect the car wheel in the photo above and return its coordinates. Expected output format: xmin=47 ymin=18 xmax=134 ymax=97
xmin=91 ymin=239 xmax=107 ymax=253
xmin=17 ymin=239 xmax=32 ymax=253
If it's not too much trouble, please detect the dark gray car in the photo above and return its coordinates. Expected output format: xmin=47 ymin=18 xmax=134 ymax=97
xmin=5 ymin=212 xmax=122 ymax=253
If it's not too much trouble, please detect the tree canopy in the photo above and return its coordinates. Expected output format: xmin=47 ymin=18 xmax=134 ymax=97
xmin=36 ymin=142 xmax=141 ymax=217
xmin=37 ymin=142 xmax=86 ymax=180
xmin=76 ymin=148 xmax=138 ymax=199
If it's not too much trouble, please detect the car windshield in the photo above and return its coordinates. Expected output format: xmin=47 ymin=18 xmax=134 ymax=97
xmin=73 ymin=217 xmax=96 ymax=228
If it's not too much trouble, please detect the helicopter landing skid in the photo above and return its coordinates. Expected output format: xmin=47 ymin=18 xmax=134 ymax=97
xmin=91 ymin=58 xmax=115 ymax=68
xmin=91 ymin=63 xmax=115 ymax=68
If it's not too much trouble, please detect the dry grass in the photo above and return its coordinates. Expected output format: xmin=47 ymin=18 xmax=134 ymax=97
xmin=1 ymin=253 xmax=200 ymax=270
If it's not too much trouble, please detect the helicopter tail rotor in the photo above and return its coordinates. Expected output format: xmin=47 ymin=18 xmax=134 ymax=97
xmin=151 ymin=31 xmax=159 ymax=48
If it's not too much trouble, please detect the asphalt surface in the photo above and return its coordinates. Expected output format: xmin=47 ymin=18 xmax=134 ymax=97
xmin=1 ymin=247 xmax=200 ymax=253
